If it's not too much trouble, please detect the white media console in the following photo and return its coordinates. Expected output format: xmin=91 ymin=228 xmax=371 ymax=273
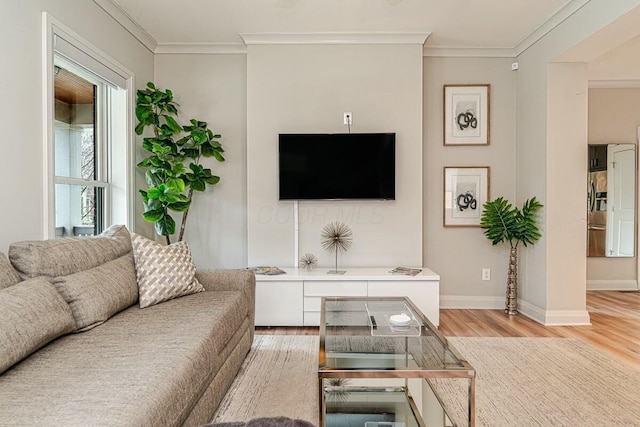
xmin=254 ymin=267 xmax=440 ymax=327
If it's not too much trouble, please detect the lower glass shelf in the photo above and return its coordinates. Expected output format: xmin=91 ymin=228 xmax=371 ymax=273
xmin=325 ymin=388 xmax=422 ymax=427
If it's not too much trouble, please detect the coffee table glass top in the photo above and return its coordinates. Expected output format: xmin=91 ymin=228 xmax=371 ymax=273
xmin=319 ymin=297 xmax=468 ymax=372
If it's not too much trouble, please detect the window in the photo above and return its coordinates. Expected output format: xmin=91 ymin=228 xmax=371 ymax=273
xmin=53 ymin=59 xmax=109 ymax=237
xmin=44 ymin=15 xmax=133 ymax=238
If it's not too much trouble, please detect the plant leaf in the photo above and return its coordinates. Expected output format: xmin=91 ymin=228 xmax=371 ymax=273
xmin=190 ymin=179 xmax=206 ymax=192
xmin=167 ymin=201 xmax=191 ymax=212
xmin=142 ymin=208 xmax=165 ymax=223
xmin=164 ymin=115 xmax=182 ymax=134
xmin=155 ymin=213 xmax=176 ymax=236
xmin=480 ymin=197 xmax=517 ymax=246
xmin=204 ymin=175 xmax=220 ymax=185
xmin=213 ymin=151 xmax=225 ymax=162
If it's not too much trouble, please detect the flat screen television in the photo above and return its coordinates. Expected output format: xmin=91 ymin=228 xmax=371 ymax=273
xmin=278 ymin=133 xmax=395 ymax=200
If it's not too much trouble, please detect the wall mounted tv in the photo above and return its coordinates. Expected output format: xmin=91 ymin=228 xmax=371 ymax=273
xmin=278 ymin=133 xmax=395 ymax=200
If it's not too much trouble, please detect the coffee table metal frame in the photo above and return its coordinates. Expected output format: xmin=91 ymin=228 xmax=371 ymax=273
xmin=318 ymin=296 xmax=476 ymax=427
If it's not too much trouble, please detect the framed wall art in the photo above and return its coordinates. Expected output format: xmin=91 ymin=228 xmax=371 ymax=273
xmin=443 ymin=84 xmax=490 ymax=146
xmin=443 ymin=166 xmax=490 ymax=227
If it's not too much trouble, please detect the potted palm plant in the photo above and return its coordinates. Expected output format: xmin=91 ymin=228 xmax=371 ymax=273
xmin=480 ymin=197 xmax=543 ymax=315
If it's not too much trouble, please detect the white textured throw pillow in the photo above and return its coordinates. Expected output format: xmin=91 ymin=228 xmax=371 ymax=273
xmin=130 ymin=233 xmax=204 ymax=308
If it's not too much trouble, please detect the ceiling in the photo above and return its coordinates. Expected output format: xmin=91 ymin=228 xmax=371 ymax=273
xmin=55 ymin=67 xmax=95 ymax=105
xmin=108 ymin=0 xmax=583 ymax=52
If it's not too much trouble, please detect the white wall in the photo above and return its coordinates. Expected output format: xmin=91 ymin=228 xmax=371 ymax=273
xmin=589 ymin=34 xmax=640 ymax=81
xmin=423 ymin=56 xmax=516 ymax=308
xmin=0 ymin=1 xmax=153 ymax=252
xmin=153 ymin=54 xmax=248 ymax=268
xmin=516 ymin=1 xmax=640 ymax=324
xmin=587 ymin=88 xmax=640 ymax=283
xmin=545 ymin=62 xmax=589 ymax=319
xmin=246 ymin=43 xmax=423 ymax=268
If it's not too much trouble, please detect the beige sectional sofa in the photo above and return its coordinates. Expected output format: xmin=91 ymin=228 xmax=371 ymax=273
xmin=0 ymin=225 xmax=255 ymax=426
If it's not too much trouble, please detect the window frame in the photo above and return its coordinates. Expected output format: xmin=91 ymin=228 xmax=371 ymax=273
xmin=43 ymin=12 xmax=135 ymax=238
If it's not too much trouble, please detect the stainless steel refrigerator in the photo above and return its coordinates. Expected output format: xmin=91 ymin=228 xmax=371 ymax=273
xmin=587 ymin=170 xmax=607 ymax=256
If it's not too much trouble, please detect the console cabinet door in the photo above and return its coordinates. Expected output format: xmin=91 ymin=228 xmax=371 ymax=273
xmin=367 ymin=280 xmax=440 ymax=327
xmin=255 ymin=281 xmax=303 ymax=326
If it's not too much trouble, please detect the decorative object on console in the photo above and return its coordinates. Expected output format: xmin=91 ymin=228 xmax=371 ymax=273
xmin=389 ymin=267 xmax=422 ymax=276
xmin=480 ymin=197 xmax=543 ymax=315
xmin=321 ymin=222 xmax=352 ymax=275
xmin=444 ymin=84 xmax=490 ymax=146
xmin=135 ymin=82 xmax=225 ymax=244
xmin=299 ymin=253 xmax=318 ymax=271
xmin=249 ymin=266 xmax=286 ymax=275
xmin=444 ymin=166 xmax=490 ymax=227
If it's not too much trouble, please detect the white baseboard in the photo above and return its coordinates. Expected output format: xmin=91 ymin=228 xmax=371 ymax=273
xmin=518 ymin=299 xmax=591 ymax=326
xmin=440 ymin=295 xmax=504 ymax=309
xmin=586 ymin=279 xmax=638 ymax=291
xmin=441 ymin=296 xmax=592 ymax=326
xmin=516 ymin=299 xmax=547 ymax=324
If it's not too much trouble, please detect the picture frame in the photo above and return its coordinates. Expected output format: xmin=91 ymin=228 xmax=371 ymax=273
xmin=443 ymin=84 xmax=490 ymax=146
xmin=443 ymin=166 xmax=490 ymax=227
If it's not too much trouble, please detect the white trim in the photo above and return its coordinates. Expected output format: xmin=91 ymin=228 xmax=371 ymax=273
xmin=423 ymin=47 xmax=515 ymax=58
xmin=516 ymin=299 xmax=548 ymax=324
xmin=293 ymin=200 xmax=299 ymax=268
xmin=240 ymin=32 xmax=431 ymax=46
xmin=42 ymin=12 xmax=136 ymax=237
xmin=543 ymin=310 xmax=592 ymax=326
xmin=125 ymin=76 xmax=136 ymax=232
xmin=42 ymin=14 xmax=56 ymax=239
xmin=155 ymin=43 xmax=247 ymax=55
xmin=54 ymin=177 xmax=109 ymax=187
xmin=439 ymin=295 xmax=504 ymax=309
xmin=589 ymin=80 xmax=640 ymax=89
xmin=587 ymin=279 xmax=639 ymax=291
xmin=514 ymin=0 xmax=592 ymax=56
xmin=518 ymin=299 xmax=591 ymax=325
xmin=92 ymin=0 xmax=157 ymax=53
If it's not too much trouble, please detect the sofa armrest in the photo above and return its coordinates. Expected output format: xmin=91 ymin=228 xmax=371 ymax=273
xmin=195 ymin=269 xmax=256 ymax=339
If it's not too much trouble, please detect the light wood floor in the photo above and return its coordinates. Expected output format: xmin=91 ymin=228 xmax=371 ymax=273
xmin=256 ymin=291 xmax=640 ymax=369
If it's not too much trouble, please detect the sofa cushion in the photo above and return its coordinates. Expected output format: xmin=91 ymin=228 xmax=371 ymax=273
xmin=9 ymin=224 xmax=132 ymax=279
xmin=131 ymin=233 xmax=204 ymax=308
xmin=0 ymin=250 xmax=21 ymax=290
xmin=0 ymin=276 xmax=76 ymax=374
xmin=51 ymin=254 xmax=138 ymax=332
xmin=0 ymin=289 xmax=251 ymax=426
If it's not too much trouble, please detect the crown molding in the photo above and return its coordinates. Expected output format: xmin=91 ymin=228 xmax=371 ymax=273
xmin=92 ymin=0 xmax=157 ymax=53
xmin=240 ymin=32 xmax=431 ymax=46
xmin=588 ymin=79 xmax=640 ymax=88
xmin=514 ymin=0 xmax=592 ymax=56
xmin=155 ymin=43 xmax=247 ymax=55
xmin=423 ymin=46 xmax=515 ymax=58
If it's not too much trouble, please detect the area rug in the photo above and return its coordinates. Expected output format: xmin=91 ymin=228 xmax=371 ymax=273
xmin=211 ymin=335 xmax=640 ymax=426
xmin=432 ymin=337 xmax=640 ymax=426
xmin=211 ymin=335 xmax=318 ymax=425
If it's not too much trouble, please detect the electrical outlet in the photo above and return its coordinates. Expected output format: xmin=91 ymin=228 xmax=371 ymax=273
xmin=482 ymin=268 xmax=491 ymax=281
xmin=343 ymin=112 xmax=352 ymax=125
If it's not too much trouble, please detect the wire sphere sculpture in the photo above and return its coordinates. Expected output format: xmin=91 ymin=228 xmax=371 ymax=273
xmin=321 ymin=222 xmax=353 ymax=253
xmin=299 ymin=253 xmax=318 ymax=270
xmin=321 ymin=222 xmax=353 ymax=273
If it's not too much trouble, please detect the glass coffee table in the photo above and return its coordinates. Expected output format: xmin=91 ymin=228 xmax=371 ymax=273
xmin=318 ymin=297 xmax=475 ymax=427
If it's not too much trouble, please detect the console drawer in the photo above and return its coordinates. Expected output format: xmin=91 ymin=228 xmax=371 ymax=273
xmin=303 ymin=280 xmax=367 ymax=297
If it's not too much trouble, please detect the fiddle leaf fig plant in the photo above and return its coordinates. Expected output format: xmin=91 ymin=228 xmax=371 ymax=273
xmin=135 ymin=82 xmax=225 ymax=244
